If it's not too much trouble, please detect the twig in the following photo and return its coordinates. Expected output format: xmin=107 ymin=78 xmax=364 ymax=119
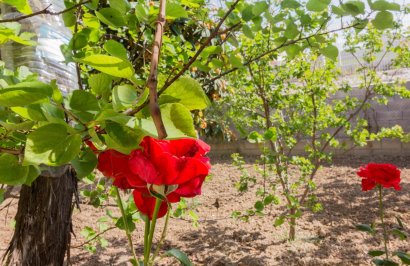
xmin=0 ymin=1 xmax=90 ymax=23
xmin=0 ymin=147 xmax=20 ymax=155
xmin=71 ymin=226 xmax=116 ymax=249
xmin=146 ymin=0 xmax=168 ymax=139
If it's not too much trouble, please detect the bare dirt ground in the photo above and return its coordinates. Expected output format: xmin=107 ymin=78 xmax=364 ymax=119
xmin=1 ymin=155 xmax=409 ymax=266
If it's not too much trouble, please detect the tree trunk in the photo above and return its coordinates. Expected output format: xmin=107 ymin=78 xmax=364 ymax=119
xmin=3 ymin=166 xmax=78 ymax=266
xmin=289 ymin=208 xmax=297 ymax=241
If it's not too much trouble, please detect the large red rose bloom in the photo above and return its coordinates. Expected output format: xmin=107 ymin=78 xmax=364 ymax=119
xmin=96 ymin=136 xmax=211 ymax=219
xmin=357 ymin=163 xmax=401 ymax=191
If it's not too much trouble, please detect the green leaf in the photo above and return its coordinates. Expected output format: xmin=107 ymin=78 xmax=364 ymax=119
xmin=252 ymin=1 xmax=269 ymax=16
xmin=0 ymin=120 xmax=35 ymax=131
xmin=0 ymin=153 xmax=29 ymax=185
xmin=342 ymin=1 xmax=365 ymax=15
xmin=242 ymin=24 xmax=255 ymax=39
xmin=105 ymin=121 xmax=143 ymax=153
xmin=241 ymin=5 xmax=254 ymax=21
xmin=88 ymin=73 xmax=112 ymax=100
xmin=70 ymin=90 xmax=100 ymax=112
xmin=372 ymin=11 xmax=394 ymax=29
xmin=104 ymin=40 xmax=128 ymax=60
xmin=274 ymin=216 xmax=285 ymax=227
xmin=285 ymin=44 xmax=302 ymax=59
xmin=370 ymin=0 xmax=400 ymax=11
xmin=0 ymin=189 xmax=4 ymax=204
xmin=228 ymin=54 xmax=243 ymax=68
xmin=160 ymin=76 xmax=210 ymax=110
xmin=115 ymin=214 xmax=136 ymax=232
xmin=0 ymin=81 xmax=52 ymax=107
xmin=254 ymin=201 xmax=264 ymax=211
xmin=306 ymin=0 xmax=331 ymax=12
xmin=281 ymin=0 xmax=301 ymax=9
xmin=284 ymin=21 xmax=299 ymax=39
xmin=395 ymin=252 xmax=410 ymax=265
xmin=24 ymin=123 xmax=82 ymax=166
xmin=373 ymin=258 xmax=399 ymax=266
xmin=356 ymin=224 xmax=375 ymax=234
xmin=11 ymin=105 xmax=47 ymax=121
xmin=166 ymin=2 xmax=188 ymax=19
xmin=165 ymin=249 xmax=193 ymax=266
xmin=95 ymin=8 xmax=126 ymax=28
xmin=24 ymin=165 xmax=41 ymax=185
xmin=368 ymin=250 xmax=386 ymax=257
xmin=78 ymin=54 xmax=134 ymax=78
xmin=71 ymin=149 xmax=98 ymax=178
xmin=109 ymin=0 xmax=131 ymax=14
xmin=112 ymin=84 xmax=138 ymax=112
xmin=320 ymin=45 xmax=339 ymax=60
xmin=62 ymin=11 xmax=76 ymax=27
xmin=391 ymin=228 xmax=407 ymax=240
xmin=140 ymin=103 xmax=196 ymax=138
xmin=1 ymin=0 xmax=32 ymax=14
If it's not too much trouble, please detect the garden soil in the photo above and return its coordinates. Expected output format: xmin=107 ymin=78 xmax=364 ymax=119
xmin=1 ymin=155 xmax=409 ymax=266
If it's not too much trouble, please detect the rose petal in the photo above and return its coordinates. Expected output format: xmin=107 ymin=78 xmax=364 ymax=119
xmin=132 ymin=189 xmax=168 ymax=220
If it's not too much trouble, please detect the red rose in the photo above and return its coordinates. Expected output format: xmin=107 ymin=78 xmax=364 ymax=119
xmin=96 ymin=136 xmax=211 ymax=219
xmin=357 ymin=163 xmax=401 ymax=191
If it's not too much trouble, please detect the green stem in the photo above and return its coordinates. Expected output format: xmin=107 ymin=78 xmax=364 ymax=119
xmin=145 ymin=197 xmax=163 ymax=266
xmin=143 ymin=218 xmax=151 ymax=265
xmin=152 ymin=207 xmax=171 ymax=263
xmin=114 ymin=187 xmax=138 ymax=264
xmin=378 ymin=185 xmax=389 ymax=260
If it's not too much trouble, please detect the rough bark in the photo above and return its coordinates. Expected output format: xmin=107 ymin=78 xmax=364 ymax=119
xmin=3 ymin=166 xmax=78 ymax=266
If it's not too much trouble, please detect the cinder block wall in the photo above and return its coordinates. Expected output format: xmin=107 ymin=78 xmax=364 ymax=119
xmin=208 ymin=81 xmax=410 ymax=157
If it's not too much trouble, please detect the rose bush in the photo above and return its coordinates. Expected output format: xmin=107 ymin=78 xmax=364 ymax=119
xmin=357 ymin=163 xmax=401 ymax=191
xmin=96 ymin=136 xmax=211 ymax=219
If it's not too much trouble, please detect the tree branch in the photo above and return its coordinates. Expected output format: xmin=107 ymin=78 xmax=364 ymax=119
xmin=147 ymin=0 xmax=168 ymax=139
xmin=0 ymin=147 xmax=21 ymax=155
xmin=0 ymin=1 xmax=90 ymax=23
xmin=125 ymin=0 xmax=241 ymax=116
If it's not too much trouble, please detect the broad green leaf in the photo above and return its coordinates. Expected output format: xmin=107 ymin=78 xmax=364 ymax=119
xmin=281 ymin=0 xmax=301 ymax=9
xmin=166 ymin=2 xmax=188 ymax=19
xmin=0 ymin=153 xmax=29 ymax=185
xmin=96 ymin=8 xmax=126 ymax=28
xmin=373 ymin=259 xmax=399 ymax=266
xmin=370 ymin=0 xmax=400 ymax=11
xmin=104 ymin=40 xmax=128 ymax=60
xmin=112 ymin=84 xmax=138 ymax=112
xmin=391 ymin=228 xmax=407 ymax=240
xmin=104 ymin=121 xmax=143 ymax=153
xmin=242 ymin=24 xmax=255 ymax=39
xmin=1 ymin=0 xmax=32 ymax=14
xmin=71 ymin=149 xmax=98 ymax=178
xmin=241 ymin=5 xmax=254 ymax=21
xmin=79 ymin=55 xmax=134 ymax=78
xmin=252 ymin=1 xmax=269 ymax=16
xmin=342 ymin=1 xmax=365 ymax=15
xmin=0 ymin=81 xmax=52 ymax=107
xmin=306 ymin=0 xmax=331 ymax=12
xmin=320 ymin=45 xmax=339 ymax=60
xmin=274 ymin=216 xmax=285 ymax=227
xmin=254 ymin=201 xmax=264 ymax=211
xmin=88 ymin=73 xmax=112 ymax=100
xmin=0 ymin=120 xmax=35 ymax=131
xmin=160 ymin=76 xmax=210 ymax=110
xmin=139 ymin=103 xmax=196 ymax=138
xmin=24 ymin=123 xmax=82 ymax=166
xmin=70 ymin=90 xmax=100 ymax=112
xmin=11 ymin=105 xmax=47 ymax=121
xmin=109 ymin=0 xmax=131 ymax=14
xmin=115 ymin=214 xmax=136 ymax=232
xmin=24 ymin=165 xmax=41 ymax=185
xmin=62 ymin=11 xmax=76 ymax=27
xmin=95 ymin=109 xmax=132 ymax=125
xmin=229 ymin=54 xmax=243 ymax=68
xmin=372 ymin=11 xmax=394 ymax=29
xmin=285 ymin=44 xmax=302 ymax=59
xmin=165 ymin=249 xmax=193 ymax=266
xmin=285 ymin=21 xmax=299 ymax=39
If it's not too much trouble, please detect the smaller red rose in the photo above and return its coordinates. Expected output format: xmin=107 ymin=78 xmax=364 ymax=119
xmin=357 ymin=163 xmax=401 ymax=191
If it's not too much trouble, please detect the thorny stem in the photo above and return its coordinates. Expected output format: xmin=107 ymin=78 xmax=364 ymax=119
xmin=378 ymin=185 xmax=389 ymax=260
xmin=114 ymin=187 xmax=138 ymax=264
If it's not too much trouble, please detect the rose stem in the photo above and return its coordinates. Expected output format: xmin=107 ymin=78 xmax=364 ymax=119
xmin=143 ymin=218 xmax=151 ymax=264
xmin=152 ymin=206 xmax=171 ymax=263
xmin=145 ymin=198 xmax=163 ymax=265
xmin=378 ymin=185 xmax=389 ymax=259
xmin=114 ymin=187 xmax=139 ymax=264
